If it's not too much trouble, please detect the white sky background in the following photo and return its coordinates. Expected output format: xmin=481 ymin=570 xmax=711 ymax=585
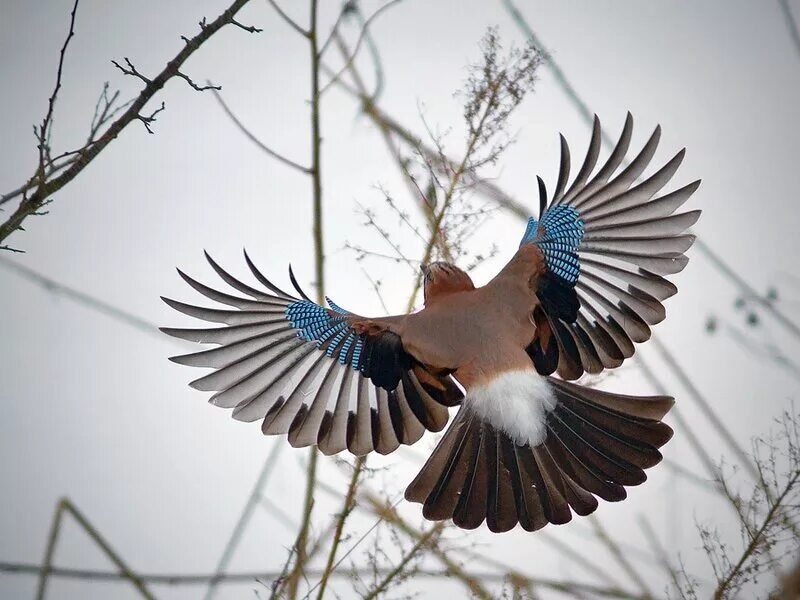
xmin=1 ymin=0 xmax=799 ymax=598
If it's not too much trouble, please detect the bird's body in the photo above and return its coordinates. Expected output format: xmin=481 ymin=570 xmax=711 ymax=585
xmin=162 ymin=114 xmax=700 ymax=532
xmin=361 ymin=244 xmax=545 ymax=386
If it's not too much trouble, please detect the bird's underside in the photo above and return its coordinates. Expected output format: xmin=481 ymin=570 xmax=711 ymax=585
xmin=162 ymin=114 xmax=699 ymax=533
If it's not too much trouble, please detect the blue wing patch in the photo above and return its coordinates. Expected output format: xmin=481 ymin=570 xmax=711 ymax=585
xmin=520 ymin=205 xmax=585 ymax=285
xmin=285 ymin=300 xmax=365 ymax=369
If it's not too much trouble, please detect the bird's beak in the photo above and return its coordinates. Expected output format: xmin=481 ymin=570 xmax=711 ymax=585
xmin=419 ymin=263 xmax=430 ymax=277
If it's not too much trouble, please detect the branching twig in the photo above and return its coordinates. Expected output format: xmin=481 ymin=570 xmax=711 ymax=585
xmin=176 ymin=71 xmax=221 ymax=92
xmin=0 ymin=0 xmax=260 ymax=248
xmin=361 ymin=522 xmax=443 ymax=600
xmin=35 ymin=0 xmax=80 ymax=188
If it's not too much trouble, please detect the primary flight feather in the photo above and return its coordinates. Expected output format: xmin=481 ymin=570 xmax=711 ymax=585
xmin=162 ymin=114 xmax=700 ymax=532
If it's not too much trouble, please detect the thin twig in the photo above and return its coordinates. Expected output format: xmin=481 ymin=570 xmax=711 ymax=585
xmin=714 ymin=470 xmax=800 ymax=598
xmin=209 ymin=87 xmax=311 ymax=174
xmin=0 ymin=256 xmax=164 ymax=339
xmin=35 ymin=0 xmax=80 ymax=186
xmin=203 ymin=441 xmax=284 ymax=600
xmin=637 ymin=515 xmax=682 ymax=593
xmin=588 ymin=515 xmax=653 ymax=599
xmin=778 ymin=0 xmax=800 ymax=61
xmin=651 ymin=336 xmax=758 ymax=480
xmin=266 ymin=0 xmax=308 ymax=37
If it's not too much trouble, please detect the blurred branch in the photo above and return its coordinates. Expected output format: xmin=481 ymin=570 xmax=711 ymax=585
xmin=266 ymin=0 xmax=308 ymax=37
xmin=778 ymin=0 xmax=800 ymax=60
xmin=209 ymin=87 xmax=312 ymax=174
xmin=718 ymin=317 xmax=800 ymax=383
xmin=0 ymin=561 xmax=652 ymax=595
xmin=637 ymin=515 xmax=682 ymax=593
xmin=588 ymin=516 xmax=653 ymax=599
xmin=316 ymin=0 xmax=354 ymax=57
xmin=286 ymin=1 xmax=325 ymax=596
xmin=319 ymin=0 xmax=403 ymax=96
xmin=34 ymin=498 xmax=154 ymax=600
xmin=651 ymin=336 xmax=758 ymax=480
xmin=0 ymin=0 xmax=261 ymax=249
xmin=0 ymin=256 xmax=163 ymax=339
xmin=501 ymin=0 xmax=615 ymax=148
xmin=636 ymin=355 xmax=723 ymax=482
xmin=203 ymin=441 xmax=284 ymax=600
xmin=334 ymin=33 xmax=422 ymax=218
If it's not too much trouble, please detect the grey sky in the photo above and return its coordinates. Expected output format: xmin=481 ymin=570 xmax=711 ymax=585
xmin=1 ymin=1 xmax=799 ymax=598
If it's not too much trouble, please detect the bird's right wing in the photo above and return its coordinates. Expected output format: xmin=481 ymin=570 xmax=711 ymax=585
xmin=161 ymin=251 xmax=463 ymax=457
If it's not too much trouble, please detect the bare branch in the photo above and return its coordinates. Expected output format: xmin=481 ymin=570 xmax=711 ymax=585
xmin=36 ymin=0 xmax=79 ymax=184
xmin=176 ymin=71 xmax=221 ymax=92
xmin=33 ymin=498 xmax=155 ymax=599
xmin=229 ymin=17 xmax=262 ymax=33
xmin=0 ymin=0 xmax=260 ymax=248
xmin=135 ymin=101 xmax=165 ymax=134
xmin=265 ymin=0 xmax=308 ymax=37
xmin=110 ymin=57 xmax=151 ymax=85
xmin=209 ymin=87 xmax=311 ymax=174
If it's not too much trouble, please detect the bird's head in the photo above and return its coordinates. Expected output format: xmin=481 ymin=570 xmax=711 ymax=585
xmin=420 ymin=261 xmax=475 ymax=304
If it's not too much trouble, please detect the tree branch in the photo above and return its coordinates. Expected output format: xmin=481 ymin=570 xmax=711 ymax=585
xmin=265 ymin=0 xmax=308 ymax=37
xmin=0 ymin=0 xmax=260 ymax=248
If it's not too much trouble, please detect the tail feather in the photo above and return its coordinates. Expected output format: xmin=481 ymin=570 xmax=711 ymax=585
xmin=405 ymin=377 xmax=673 ymax=532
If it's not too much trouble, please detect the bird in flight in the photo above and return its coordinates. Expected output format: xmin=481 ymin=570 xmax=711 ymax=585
xmin=162 ymin=114 xmax=700 ymax=532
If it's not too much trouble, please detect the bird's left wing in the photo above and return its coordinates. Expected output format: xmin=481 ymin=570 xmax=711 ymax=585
xmin=161 ymin=251 xmax=462 ymax=456
xmin=507 ymin=114 xmax=701 ymax=380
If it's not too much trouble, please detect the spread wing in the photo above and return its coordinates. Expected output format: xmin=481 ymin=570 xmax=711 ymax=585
xmin=519 ymin=113 xmax=701 ymax=379
xmin=161 ymin=251 xmax=463 ymax=456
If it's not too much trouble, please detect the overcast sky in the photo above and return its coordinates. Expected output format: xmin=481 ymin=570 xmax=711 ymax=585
xmin=1 ymin=1 xmax=799 ymax=598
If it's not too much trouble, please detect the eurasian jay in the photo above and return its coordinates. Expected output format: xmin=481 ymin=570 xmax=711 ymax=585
xmin=162 ymin=114 xmax=700 ymax=532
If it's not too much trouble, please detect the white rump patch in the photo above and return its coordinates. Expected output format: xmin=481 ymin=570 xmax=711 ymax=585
xmin=464 ymin=370 xmax=557 ymax=447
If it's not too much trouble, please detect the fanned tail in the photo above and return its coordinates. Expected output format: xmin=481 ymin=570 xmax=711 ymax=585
xmin=405 ymin=378 xmax=674 ymax=532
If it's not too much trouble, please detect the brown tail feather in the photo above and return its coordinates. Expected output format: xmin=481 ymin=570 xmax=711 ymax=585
xmin=405 ymin=378 xmax=673 ymax=532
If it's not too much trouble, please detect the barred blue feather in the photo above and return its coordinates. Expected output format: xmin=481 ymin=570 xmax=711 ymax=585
xmin=285 ymin=300 xmax=365 ymax=368
xmin=520 ymin=205 xmax=585 ymax=285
